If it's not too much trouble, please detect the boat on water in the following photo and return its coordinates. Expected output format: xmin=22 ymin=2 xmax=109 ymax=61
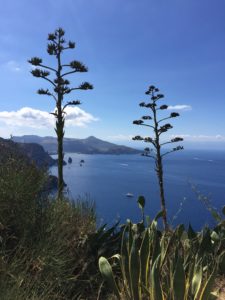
xmin=126 ymin=193 xmax=134 ymax=198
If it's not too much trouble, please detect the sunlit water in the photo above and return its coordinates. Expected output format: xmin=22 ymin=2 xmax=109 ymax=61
xmin=50 ymin=150 xmax=225 ymax=229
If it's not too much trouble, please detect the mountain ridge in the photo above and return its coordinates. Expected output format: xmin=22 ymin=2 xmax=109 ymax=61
xmin=13 ymin=135 xmax=140 ymax=155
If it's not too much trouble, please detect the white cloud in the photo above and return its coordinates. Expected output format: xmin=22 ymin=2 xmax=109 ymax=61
xmin=5 ymin=60 xmax=21 ymax=72
xmin=167 ymin=105 xmax=192 ymax=111
xmin=64 ymin=106 xmax=98 ymax=126
xmin=171 ymin=134 xmax=225 ymax=142
xmin=0 ymin=107 xmax=98 ymax=128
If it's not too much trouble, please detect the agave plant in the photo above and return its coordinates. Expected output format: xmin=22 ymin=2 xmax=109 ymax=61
xmin=98 ymin=197 xmax=224 ymax=300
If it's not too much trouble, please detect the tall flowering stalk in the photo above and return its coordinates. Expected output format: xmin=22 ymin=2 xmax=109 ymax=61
xmin=133 ymin=85 xmax=183 ymax=229
xmin=29 ymin=28 xmax=93 ymax=199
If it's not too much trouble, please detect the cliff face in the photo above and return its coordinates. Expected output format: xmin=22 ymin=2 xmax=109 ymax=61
xmin=0 ymin=138 xmax=57 ymax=168
xmin=17 ymin=142 xmax=57 ymax=168
xmin=0 ymin=138 xmax=60 ymax=191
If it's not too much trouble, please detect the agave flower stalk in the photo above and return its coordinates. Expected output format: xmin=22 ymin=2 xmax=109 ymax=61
xmin=133 ymin=85 xmax=183 ymax=229
xmin=28 ymin=28 xmax=93 ymax=199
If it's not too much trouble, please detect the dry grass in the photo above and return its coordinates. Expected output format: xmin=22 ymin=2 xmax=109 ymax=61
xmin=213 ymin=276 xmax=225 ymax=300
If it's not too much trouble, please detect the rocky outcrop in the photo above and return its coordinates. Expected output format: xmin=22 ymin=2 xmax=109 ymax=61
xmin=17 ymin=142 xmax=57 ymax=168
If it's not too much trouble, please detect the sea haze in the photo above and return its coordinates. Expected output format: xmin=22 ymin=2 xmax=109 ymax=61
xmin=50 ymin=150 xmax=225 ymax=230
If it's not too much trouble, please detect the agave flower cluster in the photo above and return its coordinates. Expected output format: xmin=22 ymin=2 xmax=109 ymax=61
xmin=28 ymin=28 xmax=93 ymax=118
xmin=133 ymin=85 xmax=183 ymax=158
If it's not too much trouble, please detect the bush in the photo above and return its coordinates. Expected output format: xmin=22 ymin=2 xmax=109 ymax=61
xmin=0 ymin=153 xmax=102 ymax=299
xmin=0 ymin=195 xmax=102 ymax=299
xmin=0 ymin=156 xmax=47 ymax=242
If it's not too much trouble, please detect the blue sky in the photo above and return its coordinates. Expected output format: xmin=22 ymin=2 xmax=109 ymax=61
xmin=0 ymin=0 xmax=225 ymax=149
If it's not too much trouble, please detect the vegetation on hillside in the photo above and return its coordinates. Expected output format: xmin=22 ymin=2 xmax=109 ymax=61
xmin=0 ymin=154 xmax=224 ymax=299
xmin=0 ymin=153 xmax=121 ymax=299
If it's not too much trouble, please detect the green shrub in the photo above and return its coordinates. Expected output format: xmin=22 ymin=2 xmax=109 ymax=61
xmin=0 ymin=156 xmax=47 ymax=241
xmin=0 ymin=197 xmax=100 ymax=299
xmin=0 ymin=153 xmax=102 ymax=299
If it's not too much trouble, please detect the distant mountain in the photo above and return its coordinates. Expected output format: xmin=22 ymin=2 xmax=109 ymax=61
xmin=13 ymin=135 xmax=140 ymax=155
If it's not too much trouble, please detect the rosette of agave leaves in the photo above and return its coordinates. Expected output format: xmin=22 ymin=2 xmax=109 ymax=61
xmin=99 ymin=197 xmax=225 ymax=300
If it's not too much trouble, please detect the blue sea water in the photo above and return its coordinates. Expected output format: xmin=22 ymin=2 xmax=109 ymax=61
xmin=50 ymin=150 xmax=225 ymax=230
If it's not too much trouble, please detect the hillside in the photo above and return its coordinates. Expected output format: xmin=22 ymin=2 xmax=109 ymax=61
xmin=0 ymin=138 xmax=56 ymax=168
xmin=13 ymin=135 xmax=140 ymax=155
xmin=0 ymin=138 xmax=61 ymax=190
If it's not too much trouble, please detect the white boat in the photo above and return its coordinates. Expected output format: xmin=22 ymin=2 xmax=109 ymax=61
xmin=126 ymin=193 xmax=134 ymax=198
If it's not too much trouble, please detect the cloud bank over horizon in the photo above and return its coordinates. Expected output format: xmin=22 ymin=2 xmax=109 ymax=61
xmin=107 ymin=133 xmax=225 ymax=146
xmin=171 ymin=134 xmax=225 ymax=142
xmin=0 ymin=106 xmax=98 ymax=129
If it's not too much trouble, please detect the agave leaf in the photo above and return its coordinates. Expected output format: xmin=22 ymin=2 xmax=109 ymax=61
xmin=151 ymin=227 xmax=161 ymax=265
xmin=96 ymin=223 xmax=108 ymax=235
xmin=121 ymin=225 xmax=131 ymax=297
xmin=98 ymin=256 xmax=120 ymax=299
xmin=150 ymin=255 xmax=163 ymax=300
xmin=112 ymin=252 xmax=132 ymax=298
xmin=129 ymin=235 xmax=140 ymax=300
xmin=159 ymin=233 xmax=166 ymax=265
xmin=222 ymin=205 xmax=225 ymax=216
xmin=199 ymin=266 xmax=217 ymax=300
xmin=140 ymin=229 xmax=150 ymax=287
xmin=175 ymin=224 xmax=185 ymax=240
xmin=181 ymin=230 xmax=188 ymax=242
xmin=140 ymin=283 xmax=151 ymax=296
xmin=191 ymin=261 xmax=202 ymax=299
xmin=137 ymin=195 xmax=145 ymax=210
xmin=151 ymin=219 xmax=158 ymax=230
xmin=154 ymin=210 xmax=164 ymax=221
xmin=128 ymin=221 xmax=133 ymax=254
xmin=173 ymin=256 xmax=185 ymax=300
xmin=199 ymin=228 xmax=212 ymax=255
xmin=132 ymin=222 xmax=145 ymax=236
xmin=121 ymin=225 xmax=128 ymax=258
xmin=188 ymin=224 xmax=196 ymax=239
xmin=172 ymin=247 xmax=179 ymax=274
xmin=210 ymin=231 xmax=220 ymax=242
xmin=184 ymin=252 xmax=192 ymax=273
xmin=215 ymin=220 xmax=225 ymax=231
xmin=218 ymin=250 xmax=225 ymax=273
xmin=97 ymin=221 xmax=120 ymax=244
xmin=146 ymin=215 xmax=151 ymax=227
xmin=185 ymin=256 xmax=197 ymax=297
xmin=209 ymin=207 xmax=222 ymax=222
xmin=160 ymin=231 xmax=176 ymax=268
xmin=111 ymin=254 xmax=121 ymax=261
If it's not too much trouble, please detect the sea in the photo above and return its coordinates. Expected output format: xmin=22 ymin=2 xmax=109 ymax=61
xmin=50 ymin=150 xmax=225 ymax=230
